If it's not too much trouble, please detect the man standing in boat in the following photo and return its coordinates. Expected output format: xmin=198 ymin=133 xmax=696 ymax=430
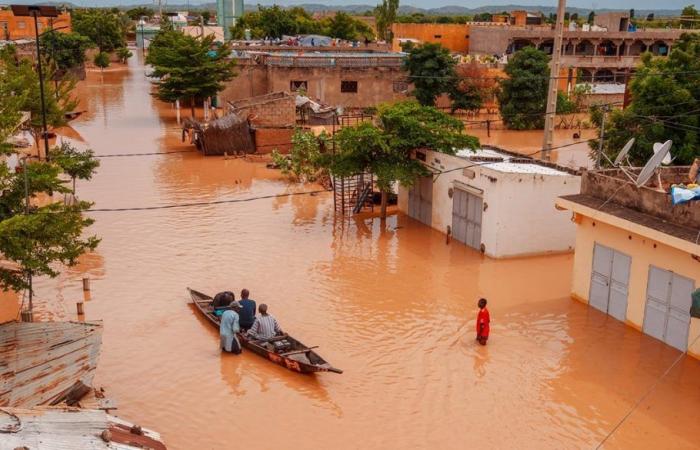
xmin=220 ymin=304 xmax=242 ymax=354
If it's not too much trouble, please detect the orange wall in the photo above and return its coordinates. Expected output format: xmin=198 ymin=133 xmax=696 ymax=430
xmin=391 ymin=23 xmax=469 ymax=53
xmin=0 ymin=11 xmax=71 ymax=40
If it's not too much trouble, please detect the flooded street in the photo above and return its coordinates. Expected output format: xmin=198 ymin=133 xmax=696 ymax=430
xmin=18 ymin=53 xmax=700 ymax=449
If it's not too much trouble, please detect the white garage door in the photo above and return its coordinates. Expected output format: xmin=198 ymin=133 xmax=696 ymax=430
xmin=408 ymin=176 xmax=433 ymax=226
xmin=588 ymin=243 xmax=631 ymax=322
xmin=643 ymin=266 xmax=694 ymax=352
xmin=451 ymin=188 xmax=482 ymax=251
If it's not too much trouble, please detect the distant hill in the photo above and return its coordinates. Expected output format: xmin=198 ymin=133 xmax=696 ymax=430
xmin=3 ymin=0 xmax=682 ymax=17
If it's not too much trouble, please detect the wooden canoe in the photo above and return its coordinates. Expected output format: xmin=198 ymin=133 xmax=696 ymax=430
xmin=188 ymin=288 xmax=342 ymax=375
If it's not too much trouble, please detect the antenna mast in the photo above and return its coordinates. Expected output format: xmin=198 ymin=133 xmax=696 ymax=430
xmin=541 ymin=0 xmax=567 ymax=161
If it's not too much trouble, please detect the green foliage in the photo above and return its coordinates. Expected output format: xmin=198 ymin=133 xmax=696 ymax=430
xmin=592 ymin=33 xmax=700 ymax=165
xmin=395 ymin=13 xmax=472 ymax=24
xmin=0 ymin=160 xmax=99 ymax=292
xmin=403 ymin=42 xmax=456 ymax=106
xmin=126 ymin=6 xmax=154 ymax=20
xmin=0 ymin=57 xmax=23 ymax=155
xmin=93 ymin=52 xmax=110 ymax=69
xmin=145 ymin=30 xmax=236 ymax=111
xmin=40 ymin=32 xmax=93 ymax=71
xmin=587 ymin=11 xmax=595 ymax=24
xmin=0 ymin=45 xmax=78 ymax=142
xmin=73 ymin=9 xmax=127 ymax=52
xmin=51 ymin=142 xmax=100 ymax=193
xmin=681 ymin=4 xmax=699 ymax=28
xmin=497 ymin=47 xmax=549 ymax=130
xmin=375 ymin=0 xmax=399 ymax=40
xmin=231 ymin=6 xmax=374 ymax=40
xmin=116 ymin=47 xmax=133 ymax=64
xmin=272 ymin=130 xmax=328 ymax=182
xmin=322 ymin=101 xmax=479 ymax=194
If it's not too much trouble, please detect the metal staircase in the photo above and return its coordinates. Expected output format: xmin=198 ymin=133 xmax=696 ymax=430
xmin=332 ymin=173 xmax=374 ymax=216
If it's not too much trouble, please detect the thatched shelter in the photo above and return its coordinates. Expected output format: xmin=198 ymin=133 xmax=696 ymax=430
xmin=182 ymin=113 xmax=255 ymax=156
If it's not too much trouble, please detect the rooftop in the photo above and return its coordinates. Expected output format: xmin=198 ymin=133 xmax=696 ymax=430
xmin=455 ymin=147 xmax=578 ymax=176
xmin=558 ymin=167 xmax=699 ymax=248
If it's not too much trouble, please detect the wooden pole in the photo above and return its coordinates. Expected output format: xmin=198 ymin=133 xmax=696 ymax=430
xmin=541 ymin=0 xmax=567 ymax=161
xmin=76 ymin=301 xmax=84 ymax=315
xmin=82 ymin=277 xmax=90 ymax=291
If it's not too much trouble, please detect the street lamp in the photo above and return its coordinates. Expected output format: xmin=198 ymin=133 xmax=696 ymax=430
xmin=10 ymin=5 xmax=59 ymax=161
xmin=139 ymin=17 xmax=146 ymax=49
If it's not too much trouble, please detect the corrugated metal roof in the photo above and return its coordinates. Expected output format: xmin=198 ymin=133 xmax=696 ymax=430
xmin=0 ymin=321 xmax=103 ymax=407
xmin=0 ymin=406 xmax=166 ymax=449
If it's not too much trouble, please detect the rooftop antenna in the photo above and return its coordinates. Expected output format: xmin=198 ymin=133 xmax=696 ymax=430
xmin=600 ymin=137 xmax=636 ymax=183
xmin=636 ymin=140 xmax=672 ymax=189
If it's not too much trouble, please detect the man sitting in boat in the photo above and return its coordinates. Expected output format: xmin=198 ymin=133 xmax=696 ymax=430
xmin=238 ymin=289 xmax=256 ymax=331
xmin=247 ymin=304 xmax=283 ymax=341
xmin=220 ymin=305 xmax=242 ymax=354
xmin=213 ymin=291 xmax=236 ymax=317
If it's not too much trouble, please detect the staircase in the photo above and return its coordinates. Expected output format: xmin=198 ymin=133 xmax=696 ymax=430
xmin=332 ymin=173 xmax=374 ymax=216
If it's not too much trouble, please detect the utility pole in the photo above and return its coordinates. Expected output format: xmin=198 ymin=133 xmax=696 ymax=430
xmin=595 ymin=105 xmax=608 ymax=169
xmin=541 ymin=0 xmax=567 ymax=161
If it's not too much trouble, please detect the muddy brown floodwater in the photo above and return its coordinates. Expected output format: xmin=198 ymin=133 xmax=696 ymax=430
xmin=11 ymin=53 xmax=700 ymax=449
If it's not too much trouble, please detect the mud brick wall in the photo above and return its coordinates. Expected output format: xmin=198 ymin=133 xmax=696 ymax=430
xmin=233 ymin=95 xmax=296 ymax=127
xmin=254 ymin=127 xmax=294 ymax=154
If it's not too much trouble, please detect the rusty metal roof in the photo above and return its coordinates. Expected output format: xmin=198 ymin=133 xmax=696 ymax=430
xmin=0 ymin=321 xmax=103 ymax=408
xmin=0 ymin=406 xmax=166 ymax=449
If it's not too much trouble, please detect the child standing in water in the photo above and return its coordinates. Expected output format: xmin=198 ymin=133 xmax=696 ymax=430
xmin=476 ymin=298 xmax=490 ymax=345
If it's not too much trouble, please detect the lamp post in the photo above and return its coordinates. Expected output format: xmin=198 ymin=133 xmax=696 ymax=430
xmin=139 ymin=18 xmax=146 ymax=49
xmin=10 ymin=5 xmax=59 ymax=161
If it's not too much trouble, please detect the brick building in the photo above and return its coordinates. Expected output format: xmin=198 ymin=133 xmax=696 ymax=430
xmin=391 ymin=23 xmax=470 ymax=53
xmin=0 ymin=9 xmax=71 ymax=40
xmin=220 ymin=50 xmax=407 ymax=111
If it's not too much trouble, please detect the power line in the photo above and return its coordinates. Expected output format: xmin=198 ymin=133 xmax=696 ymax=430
xmin=85 ymin=189 xmax=328 ymax=212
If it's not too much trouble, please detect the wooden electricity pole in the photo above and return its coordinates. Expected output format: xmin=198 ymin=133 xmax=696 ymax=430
xmin=541 ymin=0 xmax=567 ymax=161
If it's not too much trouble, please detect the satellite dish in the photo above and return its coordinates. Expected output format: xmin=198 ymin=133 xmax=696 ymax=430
xmin=652 ymin=141 xmax=673 ymax=165
xmin=636 ymin=140 xmax=672 ymax=187
xmin=614 ymin=138 xmax=635 ymax=166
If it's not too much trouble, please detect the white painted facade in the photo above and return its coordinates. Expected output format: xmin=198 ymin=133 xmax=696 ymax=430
xmin=397 ymin=148 xmax=582 ymax=258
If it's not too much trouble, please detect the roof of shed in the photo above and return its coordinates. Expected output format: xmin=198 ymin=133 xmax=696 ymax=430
xmin=456 ymin=148 xmax=574 ymax=176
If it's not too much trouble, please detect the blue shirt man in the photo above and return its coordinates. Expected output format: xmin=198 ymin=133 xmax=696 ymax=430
xmin=238 ymin=289 xmax=256 ymax=330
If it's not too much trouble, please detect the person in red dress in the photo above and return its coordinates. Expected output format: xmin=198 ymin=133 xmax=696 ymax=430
xmin=476 ymin=298 xmax=490 ymax=345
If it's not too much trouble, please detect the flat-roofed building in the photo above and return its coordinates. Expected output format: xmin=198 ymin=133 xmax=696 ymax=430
xmin=0 ymin=9 xmax=71 ymax=40
xmin=557 ymin=167 xmax=700 ymax=357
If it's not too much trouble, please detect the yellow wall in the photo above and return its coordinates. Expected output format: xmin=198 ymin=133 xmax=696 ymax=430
xmin=571 ymin=215 xmax=700 ymax=358
xmin=391 ymin=23 xmax=469 ymax=53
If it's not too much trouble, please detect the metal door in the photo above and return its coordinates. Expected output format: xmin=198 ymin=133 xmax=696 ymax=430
xmin=644 ymin=266 xmax=694 ymax=351
xmin=451 ymin=188 xmax=482 ymax=250
xmin=588 ymin=243 xmax=631 ymax=321
xmin=408 ymin=177 xmax=432 ymax=226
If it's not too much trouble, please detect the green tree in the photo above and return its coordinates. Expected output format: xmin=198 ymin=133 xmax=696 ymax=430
xmin=116 ymin=47 xmax=133 ymax=64
xmin=0 ymin=56 xmax=23 ymax=155
xmin=375 ymin=0 xmax=399 ymax=41
xmin=40 ymin=31 xmax=93 ymax=72
xmin=326 ymin=12 xmax=358 ymax=41
xmin=146 ymin=30 xmax=236 ymax=117
xmin=403 ymin=42 xmax=456 ymax=106
xmin=1 ymin=45 xmax=78 ymax=154
xmin=322 ymin=101 xmax=479 ymax=218
xmin=0 ymin=160 xmax=99 ymax=294
xmin=681 ymin=4 xmax=699 ymax=28
xmin=73 ymin=9 xmax=127 ymax=52
xmin=497 ymin=47 xmax=549 ymax=130
xmin=126 ymin=6 xmax=155 ymax=20
xmin=93 ymin=52 xmax=110 ymax=71
xmin=592 ymin=33 xmax=700 ymax=165
xmin=588 ymin=11 xmax=595 ymax=24
xmin=272 ymin=130 xmax=328 ymax=182
xmin=51 ymin=142 xmax=100 ymax=194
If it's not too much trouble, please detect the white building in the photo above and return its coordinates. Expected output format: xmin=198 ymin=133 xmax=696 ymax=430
xmin=397 ymin=147 xmax=582 ymax=258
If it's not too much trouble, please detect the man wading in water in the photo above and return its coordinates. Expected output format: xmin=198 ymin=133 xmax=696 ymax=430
xmin=476 ymin=298 xmax=490 ymax=345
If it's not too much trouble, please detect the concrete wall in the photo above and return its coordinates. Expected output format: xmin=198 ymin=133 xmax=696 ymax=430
xmin=391 ymin=23 xmax=470 ymax=53
xmin=222 ymin=63 xmax=407 ymax=109
xmin=570 ymin=216 xmax=700 ymax=358
xmin=0 ymin=11 xmax=71 ymax=40
xmin=397 ymin=149 xmax=581 ymax=258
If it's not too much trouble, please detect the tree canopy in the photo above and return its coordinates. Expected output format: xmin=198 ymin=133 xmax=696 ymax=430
xmin=375 ymin=0 xmax=399 ymax=40
xmin=322 ymin=101 xmax=479 ymax=217
xmin=230 ymin=6 xmax=374 ymax=40
xmin=126 ymin=6 xmax=155 ymax=20
xmin=146 ymin=29 xmax=236 ymax=116
xmin=0 ymin=45 xmax=77 ymax=146
xmin=72 ymin=9 xmax=127 ymax=52
xmin=497 ymin=46 xmax=549 ymax=130
xmin=403 ymin=42 xmax=456 ymax=106
xmin=52 ymin=142 xmax=100 ymax=194
xmin=592 ymin=33 xmax=700 ymax=166
xmin=40 ymin=31 xmax=93 ymax=72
